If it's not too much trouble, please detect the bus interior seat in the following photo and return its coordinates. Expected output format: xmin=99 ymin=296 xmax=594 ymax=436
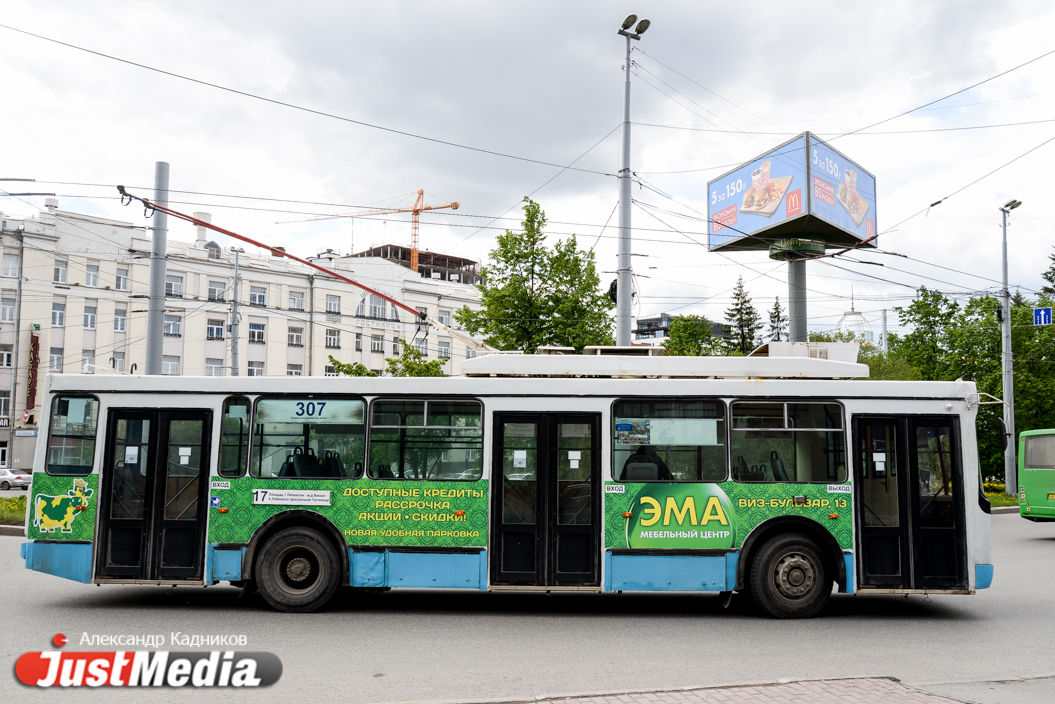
xmin=323 ymin=450 xmax=345 ymax=478
xmin=770 ymin=451 xmax=790 ymax=482
xmin=734 ymin=455 xmax=768 ymax=482
xmin=278 ymin=447 xmax=304 ymax=477
xmin=377 ymin=464 xmax=395 ymax=479
xmin=293 ymin=448 xmax=323 ymax=477
xmin=623 ymin=463 xmax=660 ymax=481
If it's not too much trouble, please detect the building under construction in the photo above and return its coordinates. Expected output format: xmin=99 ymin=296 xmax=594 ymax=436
xmin=351 ymin=244 xmax=482 ymax=285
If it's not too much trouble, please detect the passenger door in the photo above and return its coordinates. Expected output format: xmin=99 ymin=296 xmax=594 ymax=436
xmin=852 ymin=416 xmax=967 ymax=590
xmin=490 ymin=414 xmax=601 ymax=586
xmin=96 ymin=410 xmax=212 ymax=581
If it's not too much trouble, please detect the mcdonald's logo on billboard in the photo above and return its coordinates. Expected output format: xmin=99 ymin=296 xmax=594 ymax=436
xmin=785 ymin=189 xmax=802 ymax=218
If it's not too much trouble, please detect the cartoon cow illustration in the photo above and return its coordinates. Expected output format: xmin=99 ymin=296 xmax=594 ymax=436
xmin=33 ymin=478 xmax=94 ymax=533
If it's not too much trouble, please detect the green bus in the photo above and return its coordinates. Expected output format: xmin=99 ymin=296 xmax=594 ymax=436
xmin=1019 ymin=429 xmax=1055 ymax=521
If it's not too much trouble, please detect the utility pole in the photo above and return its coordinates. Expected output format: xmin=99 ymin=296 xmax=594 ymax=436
xmin=230 ymin=248 xmax=242 ymax=376
xmin=4 ymin=226 xmax=23 ymax=461
xmin=1000 ymin=199 xmax=1021 ymax=495
xmin=881 ymin=309 xmax=888 ymax=353
xmin=615 ymin=14 xmax=650 ymax=346
xmin=145 ymin=161 xmax=169 ymax=375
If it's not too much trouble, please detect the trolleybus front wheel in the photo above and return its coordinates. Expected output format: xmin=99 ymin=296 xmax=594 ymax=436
xmin=749 ymin=533 xmax=831 ymax=619
xmin=256 ymin=527 xmax=340 ymax=613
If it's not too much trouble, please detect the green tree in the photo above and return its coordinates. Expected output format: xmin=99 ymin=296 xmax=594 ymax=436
xmin=724 ymin=276 xmax=763 ymax=354
xmin=384 ymin=338 xmax=445 ymax=377
xmin=327 ymin=356 xmax=377 ymax=377
xmin=888 ymin=286 xmax=960 ymax=381
xmin=767 ymin=296 xmax=788 ymax=341
xmin=1042 ymin=246 xmax=1055 ymax=295
xmin=665 ymin=315 xmax=723 ymax=355
xmin=455 ymin=198 xmax=614 ymax=352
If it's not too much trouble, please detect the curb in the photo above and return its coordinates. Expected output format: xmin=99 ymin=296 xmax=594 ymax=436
xmin=0 ymin=525 xmax=25 ymax=537
xmin=991 ymin=506 xmax=1020 ymax=514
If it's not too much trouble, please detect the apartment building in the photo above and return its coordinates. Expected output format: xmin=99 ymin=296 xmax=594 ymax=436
xmin=0 ymin=199 xmax=483 ymax=469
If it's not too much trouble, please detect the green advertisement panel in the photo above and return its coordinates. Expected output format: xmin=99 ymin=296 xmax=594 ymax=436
xmin=27 ymin=474 xmax=99 ymax=542
xmin=208 ymin=477 xmax=488 ymax=548
xmin=604 ymin=481 xmax=851 ymax=550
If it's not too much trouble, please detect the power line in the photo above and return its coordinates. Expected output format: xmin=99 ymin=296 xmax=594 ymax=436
xmin=633 ymin=117 xmax=1055 ymax=136
xmin=0 ymin=23 xmax=612 ymax=177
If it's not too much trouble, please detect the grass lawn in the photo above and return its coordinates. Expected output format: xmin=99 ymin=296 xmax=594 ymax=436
xmin=986 ymin=492 xmax=1020 ymax=508
xmin=0 ymin=495 xmax=27 ymax=522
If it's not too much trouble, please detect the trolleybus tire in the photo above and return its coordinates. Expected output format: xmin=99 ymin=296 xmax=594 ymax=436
xmin=255 ymin=526 xmax=340 ymax=613
xmin=749 ymin=533 xmax=831 ymax=619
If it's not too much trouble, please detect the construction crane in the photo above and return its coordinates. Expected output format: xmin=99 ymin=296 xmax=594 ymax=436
xmin=281 ymin=189 xmax=458 ymax=272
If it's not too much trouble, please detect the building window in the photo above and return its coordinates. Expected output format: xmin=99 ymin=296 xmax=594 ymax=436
xmin=438 ymin=309 xmax=452 ymax=327
xmin=0 ymin=298 xmax=14 ymax=323
xmin=49 ymin=347 xmax=63 ymax=371
xmin=0 ymin=391 xmax=9 ymax=418
xmin=250 ymin=286 xmax=267 ymax=307
xmin=466 ymin=348 xmax=476 ymax=359
xmin=324 ymin=365 xmax=338 ymax=377
xmin=83 ymin=306 xmax=96 ymax=330
xmin=325 ymin=329 xmax=340 ymax=349
xmin=208 ymin=280 xmax=226 ymax=302
xmin=355 ymin=333 xmax=362 ymax=351
xmin=81 ymin=350 xmax=95 ymax=374
xmin=163 ymin=314 xmax=182 ymax=337
xmin=438 ymin=340 xmax=451 ymax=359
xmin=415 ymin=306 xmax=428 ymax=319
xmin=162 ymin=355 xmax=180 ymax=376
xmin=355 ymin=298 xmax=365 ymax=317
xmin=288 ymin=327 xmax=304 ymax=347
xmin=51 ymin=303 xmax=65 ymax=327
xmin=326 ymin=295 xmax=340 ymax=314
xmin=114 ymin=309 xmax=126 ymax=332
xmin=2 ymin=254 xmax=18 ymax=278
xmin=115 ymin=268 xmax=129 ymax=291
xmin=207 ymin=319 xmax=224 ymax=340
xmin=0 ymin=346 xmax=11 ymax=367
xmin=165 ymin=275 xmax=183 ymax=297
xmin=205 ymin=358 xmax=224 ymax=377
xmin=53 ymin=260 xmax=67 ymax=284
xmin=371 ymin=334 xmax=383 ymax=353
xmin=247 ymin=361 xmax=264 ymax=377
xmin=85 ymin=264 xmax=99 ymax=288
xmin=287 ymin=364 xmax=303 ymax=377
xmin=392 ymin=337 xmax=400 ymax=356
xmin=111 ymin=352 xmax=125 ymax=372
xmin=369 ymin=295 xmax=386 ymax=320
xmin=416 ymin=338 xmax=428 ymax=356
xmin=289 ymin=290 xmax=305 ymax=310
xmin=248 ymin=323 xmax=266 ymax=344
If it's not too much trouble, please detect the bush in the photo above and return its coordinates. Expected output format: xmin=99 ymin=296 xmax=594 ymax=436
xmin=983 ymin=482 xmax=1006 ymax=494
xmin=0 ymin=495 xmax=27 ymax=523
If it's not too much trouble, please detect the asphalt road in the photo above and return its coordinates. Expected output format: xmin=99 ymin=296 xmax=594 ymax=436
xmin=2 ymin=513 xmax=1053 ymax=704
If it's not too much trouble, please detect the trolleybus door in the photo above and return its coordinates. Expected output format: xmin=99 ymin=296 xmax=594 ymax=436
xmin=853 ymin=416 xmax=966 ymax=590
xmin=96 ymin=410 xmax=212 ymax=581
xmin=491 ymin=414 xmax=601 ymax=587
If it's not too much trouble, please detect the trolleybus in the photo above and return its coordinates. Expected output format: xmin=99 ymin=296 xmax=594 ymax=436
xmin=21 ymin=349 xmax=994 ymax=618
xmin=1019 ymin=428 xmax=1055 ymax=521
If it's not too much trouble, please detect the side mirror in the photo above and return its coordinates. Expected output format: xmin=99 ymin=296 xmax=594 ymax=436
xmin=997 ymin=417 xmax=1009 ymax=452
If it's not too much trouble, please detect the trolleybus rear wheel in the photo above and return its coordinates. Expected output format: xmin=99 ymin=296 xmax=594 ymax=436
xmin=256 ymin=527 xmax=340 ymax=613
xmin=749 ymin=533 xmax=831 ymax=619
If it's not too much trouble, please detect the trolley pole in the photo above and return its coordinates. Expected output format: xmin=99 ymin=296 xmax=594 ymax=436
xmin=230 ymin=249 xmax=241 ymax=376
xmin=145 ymin=161 xmax=169 ymax=375
xmin=1000 ymin=200 xmax=1021 ymax=495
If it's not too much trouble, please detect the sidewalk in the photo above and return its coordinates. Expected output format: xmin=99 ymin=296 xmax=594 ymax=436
xmin=529 ymin=678 xmax=965 ymax=704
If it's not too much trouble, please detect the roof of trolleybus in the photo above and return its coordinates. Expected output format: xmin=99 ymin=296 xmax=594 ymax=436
xmin=43 ymin=355 xmax=978 ymax=401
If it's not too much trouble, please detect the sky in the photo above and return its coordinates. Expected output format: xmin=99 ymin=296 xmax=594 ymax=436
xmin=1 ymin=0 xmax=1054 ymax=337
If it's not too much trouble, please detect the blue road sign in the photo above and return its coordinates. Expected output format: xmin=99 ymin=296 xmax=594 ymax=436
xmin=1035 ymin=307 xmax=1052 ymax=326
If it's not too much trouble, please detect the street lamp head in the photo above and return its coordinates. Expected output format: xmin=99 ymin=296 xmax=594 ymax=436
xmin=1004 ymin=199 xmax=1022 ymax=210
xmin=635 ymin=18 xmax=651 ymax=34
xmin=620 ymin=14 xmax=638 ymax=30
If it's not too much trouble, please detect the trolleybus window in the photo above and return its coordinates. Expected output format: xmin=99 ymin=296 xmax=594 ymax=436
xmin=368 ymin=399 xmax=483 ymax=480
xmin=1025 ymin=435 xmax=1055 ymax=469
xmin=219 ymin=397 xmax=250 ymax=478
xmin=46 ymin=395 xmax=100 ymax=476
xmin=731 ymin=402 xmax=846 ymax=483
xmin=251 ymin=397 xmax=365 ymax=479
xmin=613 ymin=399 xmax=726 ymax=482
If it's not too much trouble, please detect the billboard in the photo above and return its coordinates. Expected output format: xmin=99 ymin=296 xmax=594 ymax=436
xmin=707 ymin=132 xmax=876 ymax=251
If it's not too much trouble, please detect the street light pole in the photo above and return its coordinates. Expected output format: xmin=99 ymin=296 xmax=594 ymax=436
xmin=615 ymin=14 xmax=650 ymax=347
xmin=1000 ymin=199 xmax=1021 ymax=495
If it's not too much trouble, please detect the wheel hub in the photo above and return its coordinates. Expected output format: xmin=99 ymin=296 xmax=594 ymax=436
xmin=774 ymin=552 xmax=815 ymax=598
xmin=285 ymin=556 xmax=313 ymax=583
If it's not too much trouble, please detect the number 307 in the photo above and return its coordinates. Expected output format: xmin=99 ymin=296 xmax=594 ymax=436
xmin=295 ymin=401 xmax=326 ymax=416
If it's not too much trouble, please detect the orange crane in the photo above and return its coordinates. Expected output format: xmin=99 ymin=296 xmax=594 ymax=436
xmin=283 ymin=190 xmax=459 ymax=272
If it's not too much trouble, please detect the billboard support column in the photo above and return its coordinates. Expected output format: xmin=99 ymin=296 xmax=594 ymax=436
xmin=788 ymin=260 xmax=807 ymax=342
